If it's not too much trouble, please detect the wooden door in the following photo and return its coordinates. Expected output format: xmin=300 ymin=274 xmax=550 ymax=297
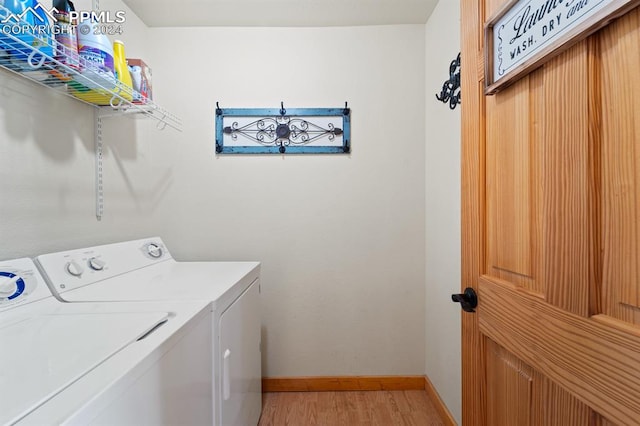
xmin=461 ymin=0 xmax=640 ymax=425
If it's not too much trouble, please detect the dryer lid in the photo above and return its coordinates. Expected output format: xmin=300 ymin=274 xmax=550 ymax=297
xmin=0 ymin=311 xmax=168 ymax=425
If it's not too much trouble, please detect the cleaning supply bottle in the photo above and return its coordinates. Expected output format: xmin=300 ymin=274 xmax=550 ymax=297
xmin=112 ymin=40 xmax=133 ymax=102
xmin=69 ymin=16 xmax=115 ymax=104
xmin=52 ymin=0 xmax=79 ymax=79
xmin=0 ymin=0 xmax=54 ymax=77
xmin=76 ymin=17 xmax=115 ymax=84
xmin=128 ymin=63 xmax=142 ymax=102
xmin=0 ymin=0 xmax=31 ymax=56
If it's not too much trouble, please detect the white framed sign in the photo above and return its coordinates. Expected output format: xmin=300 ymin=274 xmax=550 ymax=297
xmin=485 ymin=0 xmax=640 ymax=94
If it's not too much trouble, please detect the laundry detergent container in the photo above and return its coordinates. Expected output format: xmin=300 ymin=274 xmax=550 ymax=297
xmin=68 ymin=19 xmax=122 ymax=105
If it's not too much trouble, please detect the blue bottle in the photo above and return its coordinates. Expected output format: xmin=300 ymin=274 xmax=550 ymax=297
xmin=0 ymin=0 xmax=54 ymax=70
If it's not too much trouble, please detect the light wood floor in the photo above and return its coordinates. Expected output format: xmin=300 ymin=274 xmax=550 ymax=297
xmin=258 ymin=390 xmax=446 ymax=425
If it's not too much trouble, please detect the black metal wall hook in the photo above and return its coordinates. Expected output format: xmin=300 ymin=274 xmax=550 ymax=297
xmin=215 ymin=102 xmax=222 ymax=115
xmin=280 ymin=101 xmax=286 ymax=116
xmin=343 ymin=101 xmax=350 ymax=116
xmin=436 ymin=52 xmax=461 ymax=110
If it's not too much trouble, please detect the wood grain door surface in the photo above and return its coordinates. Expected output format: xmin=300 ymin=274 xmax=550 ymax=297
xmin=461 ymin=0 xmax=640 ymax=425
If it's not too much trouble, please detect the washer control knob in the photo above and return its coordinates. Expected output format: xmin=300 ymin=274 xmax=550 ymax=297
xmin=0 ymin=274 xmax=20 ymax=297
xmin=88 ymin=257 xmax=106 ymax=271
xmin=66 ymin=260 xmax=84 ymax=277
xmin=147 ymin=243 xmax=163 ymax=259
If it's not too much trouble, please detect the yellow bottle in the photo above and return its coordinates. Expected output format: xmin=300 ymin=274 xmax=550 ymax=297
xmin=113 ymin=40 xmax=133 ymax=102
xmin=70 ymin=38 xmax=133 ymax=106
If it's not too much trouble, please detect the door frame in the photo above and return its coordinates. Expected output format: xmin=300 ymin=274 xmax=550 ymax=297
xmin=460 ymin=0 xmax=487 ymax=424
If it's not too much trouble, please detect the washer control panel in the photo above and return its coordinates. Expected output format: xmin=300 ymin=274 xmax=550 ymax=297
xmin=36 ymin=237 xmax=172 ymax=296
xmin=0 ymin=258 xmax=50 ymax=310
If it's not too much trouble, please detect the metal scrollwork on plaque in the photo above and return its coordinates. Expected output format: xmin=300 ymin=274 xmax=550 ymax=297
xmin=215 ymin=102 xmax=351 ymax=154
xmin=436 ymin=53 xmax=461 ymax=110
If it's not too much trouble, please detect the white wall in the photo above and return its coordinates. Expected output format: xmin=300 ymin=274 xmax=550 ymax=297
xmin=0 ymin=0 xmax=469 ymax=415
xmin=0 ymin=0 xmax=158 ymax=259
xmin=424 ymin=0 xmax=462 ymax=423
xmin=0 ymin=14 xmax=428 ymax=378
xmin=145 ymin=25 xmax=427 ymax=376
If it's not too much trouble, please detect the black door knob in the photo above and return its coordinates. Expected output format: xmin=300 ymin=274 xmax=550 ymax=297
xmin=451 ymin=287 xmax=478 ymax=313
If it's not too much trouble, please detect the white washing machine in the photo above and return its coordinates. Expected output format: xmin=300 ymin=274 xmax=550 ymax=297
xmin=0 ymin=257 xmax=213 ymax=426
xmin=35 ymin=238 xmax=262 ymax=426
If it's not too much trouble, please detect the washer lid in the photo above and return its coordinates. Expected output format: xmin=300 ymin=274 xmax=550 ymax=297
xmin=0 ymin=311 xmax=168 ymax=425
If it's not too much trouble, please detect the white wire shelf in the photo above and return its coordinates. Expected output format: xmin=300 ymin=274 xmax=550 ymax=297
xmin=0 ymin=17 xmax=182 ymax=131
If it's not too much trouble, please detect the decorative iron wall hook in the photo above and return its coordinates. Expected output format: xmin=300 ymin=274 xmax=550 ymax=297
xmin=436 ymin=52 xmax=461 ymax=110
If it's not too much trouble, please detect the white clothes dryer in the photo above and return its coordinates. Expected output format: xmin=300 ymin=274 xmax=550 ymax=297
xmin=36 ymin=238 xmax=262 ymax=426
xmin=0 ymin=258 xmax=213 ymax=426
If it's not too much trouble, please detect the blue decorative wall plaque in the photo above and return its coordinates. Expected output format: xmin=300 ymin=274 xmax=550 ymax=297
xmin=215 ymin=103 xmax=351 ymax=154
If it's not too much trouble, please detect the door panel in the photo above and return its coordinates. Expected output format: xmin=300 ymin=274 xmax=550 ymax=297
xmin=601 ymin=9 xmax=640 ymax=320
xmin=480 ymin=278 xmax=640 ymax=425
xmin=596 ymin=416 xmax=620 ymax=426
xmin=486 ymin=77 xmax=534 ymax=284
xmin=461 ymin=0 xmax=640 ymax=424
xmin=486 ymin=339 xmax=534 ymax=426
xmin=485 ymin=339 xmax=594 ymax=426
xmin=538 ymin=378 xmax=591 ymax=426
xmin=536 ymin=42 xmax=593 ymax=316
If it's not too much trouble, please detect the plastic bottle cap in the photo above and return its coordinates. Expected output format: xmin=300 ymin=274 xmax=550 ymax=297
xmin=114 ymin=40 xmax=125 ymax=45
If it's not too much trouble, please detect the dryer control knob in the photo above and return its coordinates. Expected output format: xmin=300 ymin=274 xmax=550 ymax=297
xmin=147 ymin=243 xmax=163 ymax=258
xmin=0 ymin=274 xmax=20 ymax=297
xmin=88 ymin=257 xmax=106 ymax=271
xmin=66 ymin=260 xmax=84 ymax=277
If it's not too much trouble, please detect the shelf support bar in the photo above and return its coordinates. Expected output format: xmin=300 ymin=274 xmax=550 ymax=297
xmin=95 ymin=109 xmax=104 ymax=221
